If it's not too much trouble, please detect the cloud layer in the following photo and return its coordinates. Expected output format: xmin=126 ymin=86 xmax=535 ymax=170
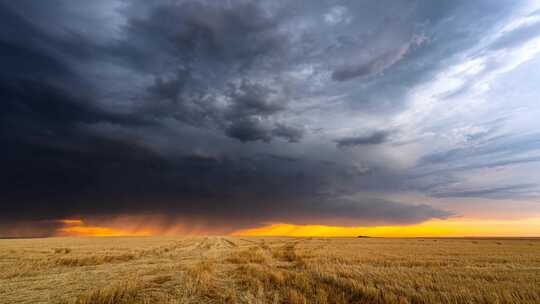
xmin=2 ymin=0 xmax=540 ymax=236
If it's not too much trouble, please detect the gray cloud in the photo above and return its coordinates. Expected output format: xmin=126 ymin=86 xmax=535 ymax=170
xmin=225 ymin=118 xmax=272 ymax=142
xmin=420 ymin=133 xmax=540 ymax=165
xmin=286 ymin=197 xmax=452 ymax=226
xmin=113 ymin=1 xmax=304 ymax=143
xmin=332 ymin=36 xmax=425 ymax=81
xmin=431 ymin=184 xmax=539 ymax=200
xmin=117 ymin=1 xmax=287 ymax=72
xmin=335 ymin=131 xmax=392 ymax=148
xmin=271 ymin=123 xmax=304 ymax=143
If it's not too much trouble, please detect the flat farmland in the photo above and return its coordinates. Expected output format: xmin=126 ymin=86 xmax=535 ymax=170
xmin=1 ymin=237 xmax=539 ymax=304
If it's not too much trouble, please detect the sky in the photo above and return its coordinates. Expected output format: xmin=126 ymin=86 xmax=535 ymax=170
xmin=2 ymin=0 xmax=540 ymax=237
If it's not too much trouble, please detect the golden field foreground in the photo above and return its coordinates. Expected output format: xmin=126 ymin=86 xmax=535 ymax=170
xmin=1 ymin=237 xmax=540 ymax=304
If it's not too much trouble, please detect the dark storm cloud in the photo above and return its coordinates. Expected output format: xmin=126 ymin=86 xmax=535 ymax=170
xmin=271 ymin=124 xmax=304 ymax=143
xmin=335 ymin=131 xmax=391 ymax=148
xmin=1 ymin=141 xmax=450 ymax=233
xmin=224 ymin=119 xmax=304 ymax=143
xmin=0 ymin=0 xmax=146 ymax=147
xmin=0 ymin=220 xmax=66 ymax=238
xmin=225 ymin=81 xmax=286 ymax=119
xmin=225 ymin=118 xmax=272 ymax=143
xmin=286 ymin=197 xmax=452 ymax=226
xmin=118 ymin=0 xmax=286 ymax=71
xmin=0 ymin=2 xmax=83 ymax=80
xmin=112 ymin=1 xmax=302 ymax=142
xmin=5 ymin=0 xmax=533 ymax=236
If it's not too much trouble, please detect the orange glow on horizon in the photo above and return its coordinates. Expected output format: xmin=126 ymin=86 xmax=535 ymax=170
xmin=233 ymin=218 xmax=540 ymax=237
xmin=57 ymin=219 xmax=84 ymax=225
xmin=56 ymin=218 xmax=155 ymax=237
xmin=58 ymin=225 xmax=154 ymax=237
xmin=53 ymin=216 xmax=218 ymax=236
xmin=51 ymin=217 xmax=540 ymax=237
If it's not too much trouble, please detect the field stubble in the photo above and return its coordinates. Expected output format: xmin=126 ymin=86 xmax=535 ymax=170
xmin=0 ymin=237 xmax=539 ymax=303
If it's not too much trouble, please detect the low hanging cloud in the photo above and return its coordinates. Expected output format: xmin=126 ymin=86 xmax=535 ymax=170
xmin=0 ymin=138 xmax=452 ymax=235
xmin=283 ymin=197 xmax=453 ymax=227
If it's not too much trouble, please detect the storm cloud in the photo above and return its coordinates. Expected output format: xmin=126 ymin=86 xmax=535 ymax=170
xmin=2 ymin=0 xmax=540 ymax=236
xmin=335 ymin=131 xmax=392 ymax=148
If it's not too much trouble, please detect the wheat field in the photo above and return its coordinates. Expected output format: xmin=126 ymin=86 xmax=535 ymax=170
xmin=0 ymin=237 xmax=539 ymax=304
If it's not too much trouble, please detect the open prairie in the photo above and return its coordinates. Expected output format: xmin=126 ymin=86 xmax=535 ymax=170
xmin=1 ymin=237 xmax=539 ymax=304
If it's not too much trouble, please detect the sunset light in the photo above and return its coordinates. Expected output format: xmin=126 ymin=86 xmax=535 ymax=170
xmin=57 ymin=223 xmax=154 ymax=237
xmin=234 ymin=218 xmax=540 ymax=238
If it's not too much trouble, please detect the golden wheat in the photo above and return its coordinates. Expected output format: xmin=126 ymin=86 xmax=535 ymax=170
xmin=0 ymin=237 xmax=539 ymax=303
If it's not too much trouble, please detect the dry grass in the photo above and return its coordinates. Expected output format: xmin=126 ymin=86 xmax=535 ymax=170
xmin=1 ymin=237 xmax=539 ymax=303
